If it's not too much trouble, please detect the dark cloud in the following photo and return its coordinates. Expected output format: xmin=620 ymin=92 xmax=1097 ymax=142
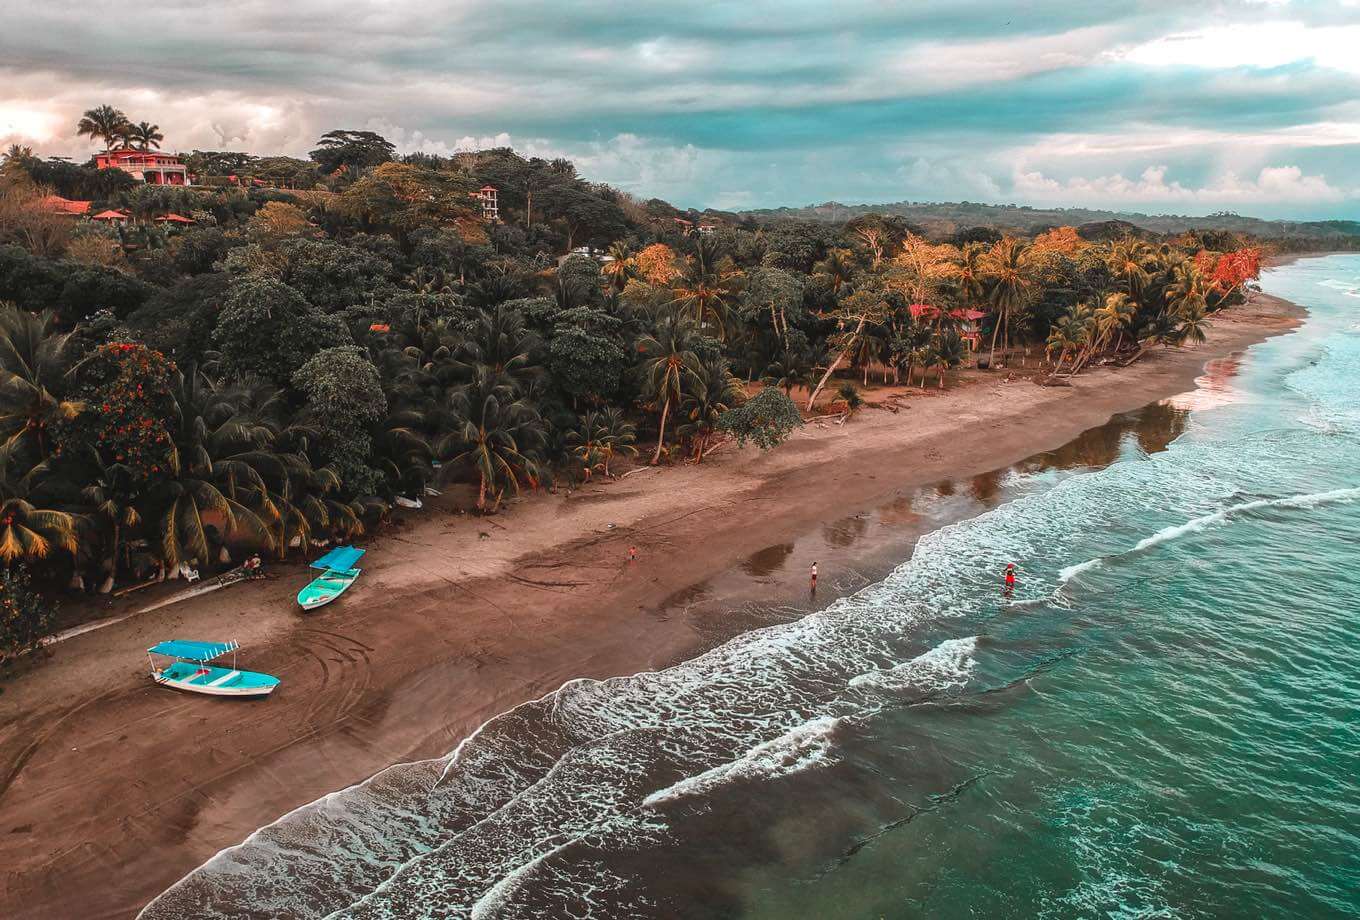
xmin=1 ymin=0 xmax=1356 ymax=217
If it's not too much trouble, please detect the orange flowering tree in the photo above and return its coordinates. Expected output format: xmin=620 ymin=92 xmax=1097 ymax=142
xmin=57 ymin=343 xmax=177 ymax=483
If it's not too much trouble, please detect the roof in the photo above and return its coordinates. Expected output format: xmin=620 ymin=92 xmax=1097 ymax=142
xmin=147 ymin=640 xmax=239 ymax=662
xmin=949 ymin=308 xmax=988 ymax=321
xmin=909 ymin=303 xmax=940 ymax=320
xmin=310 ymin=545 xmax=365 ymax=572
xmin=154 ymin=213 xmax=194 ymax=223
xmin=39 ymin=195 xmax=91 ymax=215
xmin=92 ymin=209 xmax=129 ymax=220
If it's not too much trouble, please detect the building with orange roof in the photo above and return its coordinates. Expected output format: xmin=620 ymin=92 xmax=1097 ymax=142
xmin=95 ymin=148 xmax=190 ymax=186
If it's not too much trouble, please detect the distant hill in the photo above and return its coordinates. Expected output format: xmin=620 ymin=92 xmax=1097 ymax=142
xmin=738 ymin=200 xmax=1360 ymax=249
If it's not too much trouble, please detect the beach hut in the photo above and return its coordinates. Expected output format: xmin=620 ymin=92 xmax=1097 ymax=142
xmin=154 ymin=213 xmax=195 ymax=225
xmin=91 ymin=209 xmax=130 ymax=223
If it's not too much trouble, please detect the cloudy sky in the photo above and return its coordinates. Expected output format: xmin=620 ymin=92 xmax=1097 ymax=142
xmin=2 ymin=0 xmax=1358 ymax=218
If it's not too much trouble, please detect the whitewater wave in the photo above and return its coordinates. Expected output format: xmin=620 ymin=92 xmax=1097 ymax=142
xmin=849 ymin=637 xmax=978 ymax=693
xmin=643 ymin=717 xmax=839 ymax=808
xmin=1133 ymin=488 xmax=1360 ymax=554
xmin=141 ymin=371 xmax=1360 ymax=918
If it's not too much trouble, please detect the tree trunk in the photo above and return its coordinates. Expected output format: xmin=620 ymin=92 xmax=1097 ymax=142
xmin=988 ymin=309 xmax=1004 ymax=367
xmin=525 ymin=188 xmax=532 ymax=228
xmin=477 ymin=474 xmax=487 ymax=511
xmin=103 ymin=522 xmax=120 ymax=594
xmin=651 ymin=398 xmax=671 ymax=464
xmin=807 ymin=313 xmax=866 ymax=410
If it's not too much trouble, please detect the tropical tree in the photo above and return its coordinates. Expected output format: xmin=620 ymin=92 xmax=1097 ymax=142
xmin=806 ymin=288 xmax=889 ymax=410
xmin=125 ymin=122 xmax=164 ymax=151
xmin=1107 ymin=237 xmax=1152 ymax=304
xmin=981 ymin=236 xmax=1033 ymax=367
xmin=0 ymin=306 xmax=80 ymax=461
xmin=635 ymin=314 xmax=704 ymax=463
xmin=677 ymin=356 xmax=743 ymax=461
xmin=932 ymin=331 xmax=967 ymax=388
xmin=0 ymin=446 xmax=76 ymax=568
xmin=437 ymin=369 xmax=544 ymax=511
xmin=566 ymin=407 xmax=637 ymax=479
xmin=81 ymin=455 xmax=141 ymax=591
xmin=717 ymin=386 xmax=803 ymax=450
xmin=76 ymin=105 xmax=131 ymax=151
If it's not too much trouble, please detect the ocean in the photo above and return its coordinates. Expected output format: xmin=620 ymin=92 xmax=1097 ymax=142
xmin=141 ymin=255 xmax=1360 ymax=919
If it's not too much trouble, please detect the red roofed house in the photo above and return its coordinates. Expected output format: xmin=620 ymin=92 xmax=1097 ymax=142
xmin=92 ymin=209 xmax=131 ymax=223
xmin=95 ymin=148 xmax=190 ymax=186
xmin=38 ymin=195 xmax=92 ymax=216
xmin=153 ymin=213 xmax=195 ymax=225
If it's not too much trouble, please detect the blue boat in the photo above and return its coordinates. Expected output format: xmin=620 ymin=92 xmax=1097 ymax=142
xmin=147 ymin=640 xmax=280 ymax=698
xmin=297 ymin=545 xmax=365 ymax=611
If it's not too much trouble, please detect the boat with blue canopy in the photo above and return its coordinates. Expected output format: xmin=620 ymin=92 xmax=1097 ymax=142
xmin=297 ymin=545 xmax=365 ymax=611
xmin=147 ymin=640 xmax=280 ymax=698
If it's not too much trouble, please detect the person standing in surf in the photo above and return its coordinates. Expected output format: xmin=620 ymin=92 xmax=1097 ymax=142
xmin=1004 ymin=563 xmax=1017 ymax=596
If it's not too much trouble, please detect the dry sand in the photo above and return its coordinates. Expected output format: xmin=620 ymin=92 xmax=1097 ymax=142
xmin=0 ymin=290 xmax=1303 ymax=919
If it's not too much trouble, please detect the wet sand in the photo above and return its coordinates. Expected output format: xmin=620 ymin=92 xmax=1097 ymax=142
xmin=0 ymin=291 xmax=1303 ymax=919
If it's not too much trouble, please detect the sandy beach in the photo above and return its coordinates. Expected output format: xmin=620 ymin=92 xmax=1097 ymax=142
xmin=0 ymin=289 xmax=1303 ymax=919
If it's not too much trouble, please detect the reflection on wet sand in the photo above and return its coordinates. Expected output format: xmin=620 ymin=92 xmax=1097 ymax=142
xmin=740 ymin=543 xmax=795 ymax=578
xmin=681 ymin=400 xmax=1194 ymax=642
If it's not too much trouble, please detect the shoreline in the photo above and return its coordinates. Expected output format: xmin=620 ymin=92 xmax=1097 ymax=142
xmin=0 ymin=286 xmax=1306 ymax=919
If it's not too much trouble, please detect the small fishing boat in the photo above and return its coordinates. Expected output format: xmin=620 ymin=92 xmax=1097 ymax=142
xmin=147 ymin=640 xmax=280 ymax=698
xmin=297 ymin=545 xmax=365 ymax=611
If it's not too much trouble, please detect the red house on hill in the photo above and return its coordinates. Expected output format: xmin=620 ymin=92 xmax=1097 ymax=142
xmin=95 ymin=149 xmax=190 ymax=186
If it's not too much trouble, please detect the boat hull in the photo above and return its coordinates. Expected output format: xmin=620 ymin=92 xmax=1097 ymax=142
xmin=297 ymin=570 xmax=358 ymax=611
xmin=152 ymin=662 xmax=280 ymax=697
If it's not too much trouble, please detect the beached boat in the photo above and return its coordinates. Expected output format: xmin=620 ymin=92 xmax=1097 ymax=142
xmin=147 ymin=640 xmax=280 ymax=698
xmin=297 ymin=545 xmax=365 ymax=611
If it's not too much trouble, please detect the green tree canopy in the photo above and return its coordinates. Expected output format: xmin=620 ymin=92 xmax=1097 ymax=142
xmin=718 ymin=386 xmax=803 ymax=451
xmin=213 ymin=275 xmax=350 ymax=384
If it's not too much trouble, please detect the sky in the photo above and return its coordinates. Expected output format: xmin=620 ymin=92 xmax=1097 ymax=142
xmin=1 ymin=0 xmax=1358 ymax=219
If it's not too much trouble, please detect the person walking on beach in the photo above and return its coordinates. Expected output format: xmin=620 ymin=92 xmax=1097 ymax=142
xmin=811 ymin=562 xmax=818 ymax=590
xmin=629 ymin=546 xmax=637 ymax=563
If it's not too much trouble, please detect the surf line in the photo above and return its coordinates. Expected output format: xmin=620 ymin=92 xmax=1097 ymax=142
xmin=1058 ymin=486 xmax=1360 ymax=587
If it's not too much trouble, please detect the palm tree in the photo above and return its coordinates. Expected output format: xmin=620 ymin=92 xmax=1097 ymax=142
xmin=1107 ymin=237 xmax=1152 ymax=304
xmin=81 ymin=455 xmax=141 ymax=591
xmin=457 ymin=305 xmax=542 ymax=396
xmin=636 ymin=314 xmax=704 ymax=464
xmin=125 ymin=122 xmax=164 ymax=152
xmin=1167 ymin=260 xmax=1208 ymax=319
xmin=673 ymin=236 xmax=735 ymax=338
xmin=0 ymin=306 xmax=81 ymax=462
xmin=981 ymin=236 xmax=1032 ymax=367
xmin=1093 ymin=293 xmax=1136 ymax=357
xmin=1175 ymin=304 xmax=1211 ymax=347
xmin=566 ymin=407 xmax=637 ymax=478
xmin=76 ymin=105 xmax=131 ymax=151
xmin=0 ymin=446 xmax=76 ymax=568
xmin=762 ymin=350 xmax=814 ymax=397
xmin=677 ymin=356 xmax=742 ymax=461
xmin=149 ymin=371 xmax=276 ymax=571
xmin=600 ymin=242 xmax=634 ymax=293
xmin=813 ymin=248 xmax=857 ymax=295
xmin=933 ymin=331 xmax=967 ymax=388
xmin=437 ymin=369 xmax=544 ymax=512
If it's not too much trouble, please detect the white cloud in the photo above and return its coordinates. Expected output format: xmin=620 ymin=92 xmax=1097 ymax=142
xmin=1113 ymin=21 xmax=1360 ymax=73
xmin=1011 ymin=164 xmax=1350 ymax=207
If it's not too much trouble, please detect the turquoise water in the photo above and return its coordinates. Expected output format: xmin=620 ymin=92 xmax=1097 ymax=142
xmin=143 ymin=256 xmax=1360 ymax=919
